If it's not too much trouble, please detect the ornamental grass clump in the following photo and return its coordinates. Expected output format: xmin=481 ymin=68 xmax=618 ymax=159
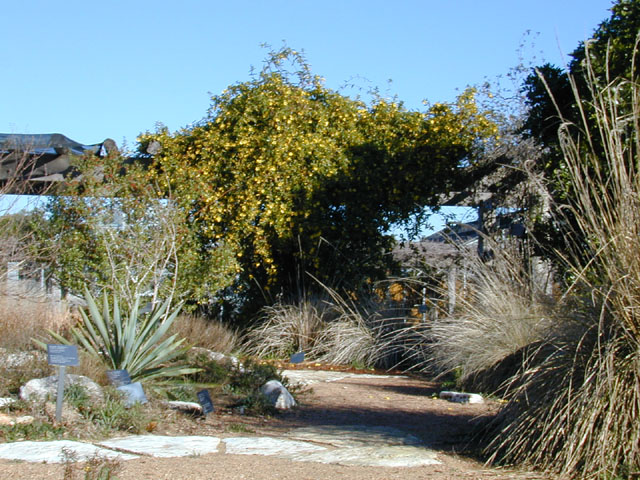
xmin=426 ymin=240 xmax=555 ymax=382
xmin=243 ymin=281 xmax=404 ymax=369
xmin=483 ymin=43 xmax=640 ymax=478
xmin=47 ymin=287 xmax=197 ymax=382
xmin=242 ymin=298 xmax=327 ymax=359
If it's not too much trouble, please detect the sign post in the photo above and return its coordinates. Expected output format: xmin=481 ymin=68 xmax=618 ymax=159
xmin=46 ymin=344 xmax=79 ymax=423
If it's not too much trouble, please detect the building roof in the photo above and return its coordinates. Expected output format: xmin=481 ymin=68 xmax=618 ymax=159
xmin=0 ymin=133 xmax=117 ymax=190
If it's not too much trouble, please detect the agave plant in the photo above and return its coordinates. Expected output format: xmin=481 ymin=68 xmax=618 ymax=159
xmin=46 ymin=287 xmax=198 ymax=382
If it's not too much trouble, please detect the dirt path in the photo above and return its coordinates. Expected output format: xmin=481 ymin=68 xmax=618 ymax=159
xmin=0 ymin=372 xmax=548 ymax=479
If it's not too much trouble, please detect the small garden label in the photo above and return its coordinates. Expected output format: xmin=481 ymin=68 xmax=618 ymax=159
xmin=289 ymin=351 xmax=305 ymax=364
xmin=47 ymin=344 xmax=79 ymax=367
xmin=197 ymin=389 xmax=214 ymax=414
xmin=117 ymin=382 xmax=147 ymax=407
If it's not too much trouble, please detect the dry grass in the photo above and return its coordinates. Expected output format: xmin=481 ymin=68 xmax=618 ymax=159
xmin=426 ymin=240 xmax=555 ymax=382
xmin=242 ymin=286 xmax=405 ymax=368
xmin=481 ymin=43 xmax=640 ymax=478
xmin=170 ymin=313 xmax=240 ymax=354
xmin=0 ymin=292 xmax=73 ymax=351
xmin=242 ymin=298 xmax=327 ymax=359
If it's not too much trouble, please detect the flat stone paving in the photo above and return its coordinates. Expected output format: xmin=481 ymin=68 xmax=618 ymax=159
xmin=0 ymin=439 xmax=139 ymax=463
xmin=100 ymin=435 xmax=221 ymax=458
xmin=0 ymin=371 xmax=442 ymax=468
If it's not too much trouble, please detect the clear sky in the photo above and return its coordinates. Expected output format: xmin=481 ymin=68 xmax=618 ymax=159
xmin=2 ymin=0 xmax=613 ymax=148
xmin=0 ymin=1 xmax=616 ymax=232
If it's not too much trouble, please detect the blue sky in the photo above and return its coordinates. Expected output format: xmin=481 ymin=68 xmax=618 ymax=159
xmin=0 ymin=1 xmax=615 ymax=231
xmin=2 ymin=1 xmax=612 ymax=146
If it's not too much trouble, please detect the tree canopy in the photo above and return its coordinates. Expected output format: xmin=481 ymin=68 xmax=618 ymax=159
xmin=521 ymin=0 xmax=640 ymax=260
xmin=136 ymin=47 xmax=497 ymax=314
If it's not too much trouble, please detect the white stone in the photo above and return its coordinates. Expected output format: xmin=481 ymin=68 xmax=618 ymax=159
xmin=0 ymin=440 xmax=138 ymax=463
xmin=281 ymin=369 xmax=402 ymax=386
xmin=100 ymin=435 xmax=221 ymax=458
xmin=286 ymin=424 xmax=423 ymax=448
xmin=0 ymin=348 xmax=46 ymax=368
xmin=163 ymin=400 xmax=203 ymax=414
xmin=287 ymin=445 xmax=441 ymax=467
xmin=223 ymin=437 xmax=325 ymax=456
xmin=20 ymin=374 xmax=104 ymax=403
xmin=0 ymin=397 xmax=16 ymax=407
xmin=439 ymin=391 xmax=484 ymax=404
xmin=116 ymin=382 xmax=147 ymax=407
xmin=260 ymin=380 xmax=296 ymax=409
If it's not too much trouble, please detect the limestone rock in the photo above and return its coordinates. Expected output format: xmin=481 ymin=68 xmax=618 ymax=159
xmin=260 ymin=380 xmax=296 ymax=410
xmin=163 ymin=401 xmax=203 ymax=415
xmin=439 ymin=390 xmax=484 ymax=404
xmin=0 ymin=348 xmax=45 ymax=368
xmin=0 ymin=412 xmax=35 ymax=426
xmin=0 ymin=413 xmax=13 ymax=425
xmin=44 ymin=402 xmax=83 ymax=423
xmin=20 ymin=374 xmax=104 ymax=403
xmin=0 ymin=397 xmax=16 ymax=408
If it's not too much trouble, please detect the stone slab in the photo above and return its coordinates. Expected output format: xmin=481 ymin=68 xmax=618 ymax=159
xmin=223 ymin=437 xmax=326 ymax=456
xmin=282 ymin=370 xmax=402 ymax=386
xmin=286 ymin=424 xmax=423 ymax=448
xmin=286 ymin=445 xmax=441 ymax=467
xmin=0 ymin=440 xmax=138 ymax=463
xmin=99 ymin=435 xmax=221 ymax=458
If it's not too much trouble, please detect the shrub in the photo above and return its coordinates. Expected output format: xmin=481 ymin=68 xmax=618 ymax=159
xmin=87 ymin=388 xmax=147 ymax=434
xmin=242 ymin=288 xmax=403 ymax=369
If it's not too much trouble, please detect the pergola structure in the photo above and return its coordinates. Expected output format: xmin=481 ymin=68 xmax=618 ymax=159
xmin=0 ymin=133 xmax=118 ymax=193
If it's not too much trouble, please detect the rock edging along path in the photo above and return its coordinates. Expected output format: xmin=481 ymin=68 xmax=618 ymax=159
xmin=0 ymin=370 xmax=444 ymax=468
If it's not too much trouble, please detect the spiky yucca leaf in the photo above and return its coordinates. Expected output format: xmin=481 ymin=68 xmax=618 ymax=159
xmin=46 ymin=287 xmax=197 ymax=382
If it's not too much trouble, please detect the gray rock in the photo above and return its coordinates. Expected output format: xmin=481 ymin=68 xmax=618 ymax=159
xmin=0 ymin=440 xmax=138 ymax=463
xmin=260 ymin=380 xmax=296 ymax=409
xmin=100 ymin=435 xmax=220 ymax=458
xmin=116 ymin=382 xmax=147 ymax=407
xmin=20 ymin=374 xmax=104 ymax=403
xmin=163 ymin=400 xmax=203 ymax=414
xmin=0 ymin=348 xmax=45 ymax=368
xmin=286 ymin=425 xmax=423 ymax=448
xmin=439 ymin=390 xmax=484 ymax=404
xmin=282 ymin=369 xmax=401 ymax=386
xmin=0 ymin=397 xmax=16 ymax=407
xmin=286 ymin=445 xmax=441 ymax=467
xmin=223 ymin=437 xmax=325 ymax=456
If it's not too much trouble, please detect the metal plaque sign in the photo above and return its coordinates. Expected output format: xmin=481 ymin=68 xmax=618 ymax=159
xmin=289 ymin=352 xmax=305 ymax=364
xmin=117 ymin=382 xmax=147 ymax=407
xmin=107 ymin=369 xmax=132 ymax=387
xmin=47 ymin=344 xmax=79 ymax=367
xmin=197 ymin=389 xmax=214 ymax=414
